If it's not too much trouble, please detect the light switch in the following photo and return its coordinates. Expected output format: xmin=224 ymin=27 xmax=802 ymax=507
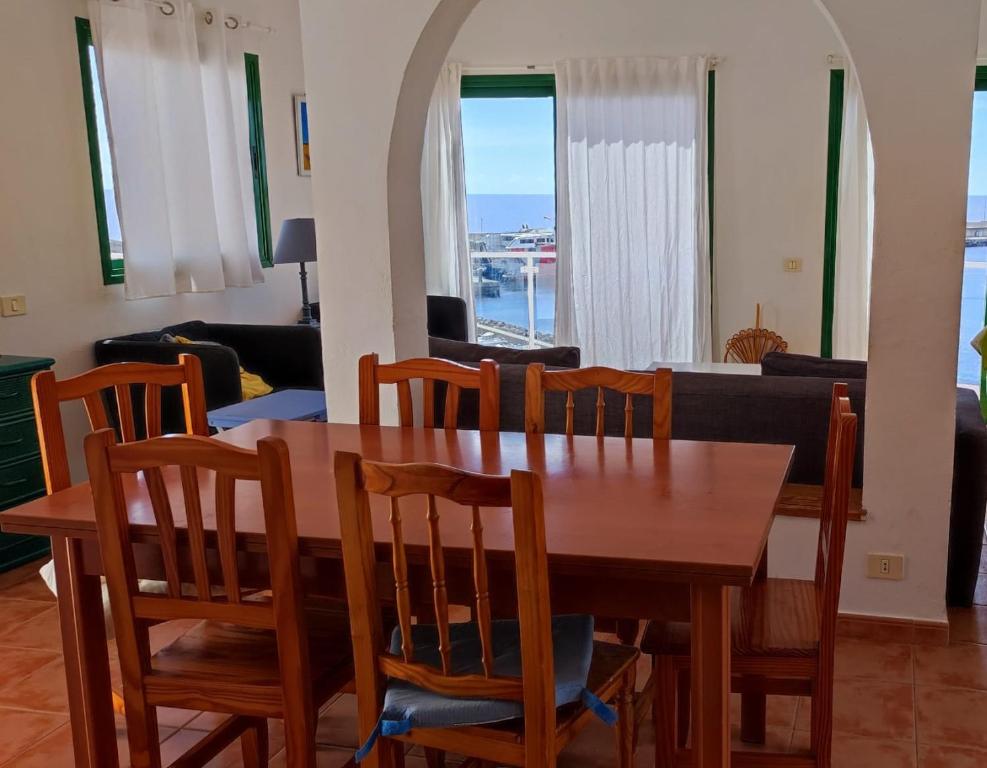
xmin=783 ymin=259 xmax=802 ymax=273
xmin=1 ymin=295 xmax=27 ymax=317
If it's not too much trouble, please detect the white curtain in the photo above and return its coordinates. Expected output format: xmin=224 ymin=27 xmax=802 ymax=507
xmin=89 ymin=0 xmax=263 ymax=300
xmin=421 ymin=63 xmax=475 ymax=340
xmin=832 ymin=66 xmax=874 ymax=360
xmin=554 ymin=56 xmax=711 ymax=368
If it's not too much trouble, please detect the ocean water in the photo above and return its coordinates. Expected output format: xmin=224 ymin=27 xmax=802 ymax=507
xmin=960 ymin=246 xmax=986 ymax=387
xmin=467 ymin=194 xmax=555 ymax=234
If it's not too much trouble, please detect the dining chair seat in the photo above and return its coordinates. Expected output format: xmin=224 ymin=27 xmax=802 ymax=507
xmin=640 ymin=578 xmax=820 ymax=660
xmin=374 ymin=615 xmax=631 ymax=734
xmin=149 ymin=603 xmax=354 ymax=711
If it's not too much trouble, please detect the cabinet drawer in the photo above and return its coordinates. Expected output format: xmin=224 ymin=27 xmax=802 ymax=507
xmin=0 ymin=417 xmax=40 ymax=463
xmin=0 ymin=374 xmax=33 ymax=417
xmin=0 ymin=456 xmax=45 ymax=509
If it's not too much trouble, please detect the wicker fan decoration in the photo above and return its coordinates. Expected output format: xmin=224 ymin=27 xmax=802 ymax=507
xmin=723 ymin=304 xmax=788 ymax=363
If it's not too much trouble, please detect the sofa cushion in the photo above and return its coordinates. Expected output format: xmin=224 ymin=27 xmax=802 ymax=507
xmin=428 ymin=336 xmax=580 ymax=368
xmin=761 ymin=352 xmax=867 ymax=380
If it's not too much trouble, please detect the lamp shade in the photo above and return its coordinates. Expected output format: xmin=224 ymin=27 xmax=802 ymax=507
xmin=274 ymin=218 xmax=317 ymax=264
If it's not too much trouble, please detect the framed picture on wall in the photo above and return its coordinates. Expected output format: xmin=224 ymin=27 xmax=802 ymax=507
xmin=294 ymin=94 xmax=311 ymax=177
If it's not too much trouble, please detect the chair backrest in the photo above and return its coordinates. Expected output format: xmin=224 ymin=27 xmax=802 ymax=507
xmin=723 ymin=329 xmax=789 ymax=363
xmin=334 ymin=451 xmax=556 ymax=732
xmin=32 ymin=355 xmax=208 ymax=493
xmin=524 ymin=363 xmax=672 ymax=439
xmin=813 ymin=389 xmax=857 ymax=659
xmin=83 ymin=430 xmax=313 ymax=707
xmin=358 ymin=353 xmax=500 ymax=431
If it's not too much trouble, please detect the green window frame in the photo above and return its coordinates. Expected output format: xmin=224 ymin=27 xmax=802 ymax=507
xmin=460 ymin=71 xmax=716 ymax=270
xmin=75 ymin=21 xmax=274 ymax=283
xmin=245 ymin=53 xmax=273 ymax=268
xmin=820 ymin=68 xmax=846 ymax=358
xmin=76 ymin=17 xmax=123 ymax=285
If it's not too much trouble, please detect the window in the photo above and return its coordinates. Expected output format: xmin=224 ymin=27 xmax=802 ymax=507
xmin=461 ymin=74 xmax=557 ymax=348
xmin=245 ymin=53 xmax=274 ymax=268
xmin=460 ymin=71 xmax=716 ymax=348
xmin=963 ymin=67 xmax=987 ymax=410
xmin=76 ymin=17 xmax=123 ymax=285
xmin=75 ymin=19 xmax=274 ymax=282
xmin=820 ymin=69 xmax=845 ymax=358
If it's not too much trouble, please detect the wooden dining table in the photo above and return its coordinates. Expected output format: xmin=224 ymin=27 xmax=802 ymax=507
xmin=0 ymin=420 xmax=792 ymax=768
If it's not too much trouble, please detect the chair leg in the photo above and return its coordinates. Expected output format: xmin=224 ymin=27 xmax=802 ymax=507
xmin=424 ymin=747 xmax=446 ymax=768
xmin=740 ymin=688 xmax=767 ymax=744
xmin=652 ymin=656 xmax=677 ymax=768
xmin=616 ymin=665 xmax=636 ymax=768
xmin=811 ymin=682 xmax=831 ymax=768
xmin=676 ymin=667 xmax=690 ymax=748
xmin=241 ymin=718 xmax=270 ymax=768
xmin=122 ymin=694 xmax=163 ymax=768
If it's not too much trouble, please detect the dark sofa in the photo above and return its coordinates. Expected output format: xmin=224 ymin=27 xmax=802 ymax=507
xmin=429 ymin=339 xmax=987 ymax=607
xmin=94 ymin=320 xmax=323 ymax=434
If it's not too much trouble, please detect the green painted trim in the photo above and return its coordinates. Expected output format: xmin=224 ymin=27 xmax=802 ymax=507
xmin=708 ymin=70 xmax=715 ymax=286
xmin=76 ymin=17 xmax=123 ymax=285
xmin=245 ymin=53 xmax=273 ymax=268
xmin=461 ymin=73 xmax=556 ymax=99
xmin=976 ymin=65 xmax=987 ymax=92
xmin=820 ymin=69 xmax=845 ymax=358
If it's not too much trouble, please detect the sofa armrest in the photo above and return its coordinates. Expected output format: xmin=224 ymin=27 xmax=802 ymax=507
xmin=205 ymin=323 xmax=323 ymax=389
xmin=947 ymin=389 xmax=987 ymax=606
xmin=93 ymin=340 xmax=243 ymax=412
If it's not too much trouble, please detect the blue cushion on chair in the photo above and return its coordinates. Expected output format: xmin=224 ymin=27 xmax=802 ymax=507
xmin=354 ymin=614 xmax=615 ymax=762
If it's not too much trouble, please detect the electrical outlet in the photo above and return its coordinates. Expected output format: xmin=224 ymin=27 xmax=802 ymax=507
xmin=0 ymin=295 xmax=26 ymax=317
xmin=867 ymin=553 xmax=905 ymax=580
xmin=783 ymin=258 xmax=802 ymax=273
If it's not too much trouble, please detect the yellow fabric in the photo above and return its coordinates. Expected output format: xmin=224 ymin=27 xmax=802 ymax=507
xmin=173 ymin=336 xmax=273 ymax=400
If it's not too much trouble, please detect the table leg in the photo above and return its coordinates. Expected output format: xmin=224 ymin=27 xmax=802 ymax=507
xmin=52 ymin=537 xmax=119 ymax=768
xmin=691 ymin=583 xmax=730 ymax=768
xmin=741 ymin=546 xmax=767 ymax=744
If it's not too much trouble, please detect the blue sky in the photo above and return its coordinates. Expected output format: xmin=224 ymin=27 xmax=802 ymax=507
xmin=971 ymin=93 xmax=987 ymax=194
xmin=460 ymin=97 xmax=556 ymax=195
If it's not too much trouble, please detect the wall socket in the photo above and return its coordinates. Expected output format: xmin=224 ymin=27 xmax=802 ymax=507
xmin=0 ymin=295 xmax=26 ymax=317
xmin=867 ymin=553 xmax=905 ymax=580
xmin=783 ymin=258 xmax=803 ymax=272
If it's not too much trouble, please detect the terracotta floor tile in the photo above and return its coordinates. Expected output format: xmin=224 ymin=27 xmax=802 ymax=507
xmin=0 ymin=646 xmax=59 ymax=688
xmin=0 ymin=709 xmax=67 ymax=764
xmin=0 ymin=607 xmax=62 ymax=651
xmin=0 ymin=658 xmax=68 ymax=713
xmin=795 ymin=680 xmax=914 ymax=741
xmin=919 ymin=742 xmax=987 ymax=767
xmin=947 ymin=606 xmax=987 ymax=645
xmin=316 ymin=692 xmax=359 ymax=748
xmin=914 ymin=642 xmax=987 ymax=690
xmin=916 ymin=686 xmax=987 ymax=749
xmin=0 ymin=721 xmax=172 ymax=767
xmin=0 ymin=576 xmax=56 ymax=603
xmin=0 ymin=598 xmax=56 ymax=628
xmin=829 ymin=734 xmax=917 ymax=768
xmin=835 ymin=639 xmax=914 ymax=683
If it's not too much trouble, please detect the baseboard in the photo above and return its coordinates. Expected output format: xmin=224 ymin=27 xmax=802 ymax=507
xmin=836 ymin=612 xmax=949 ymax=646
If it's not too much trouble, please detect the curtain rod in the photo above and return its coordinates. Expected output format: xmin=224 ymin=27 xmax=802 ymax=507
xmin=462 ymin=56 xmax=722 ymax=75
xmin=137 ymin=0 xmax=275 ymax=34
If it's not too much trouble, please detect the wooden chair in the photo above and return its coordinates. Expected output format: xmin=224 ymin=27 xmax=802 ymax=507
xmin=32 ymin=355 xmax=209 ymax=493
xmin=358 ymin=353 xmax=500 ymax=431
xmin=723 ymin=304 xmax=788 ymax=363
xmin=334 ymin=452 xmax=640 ymax=767
xmin=31 ymin=356 xmax=210 ymax=716
xmin=524 ymin=364 xmax=673 ymax=439
xmin=524 ymin=363 xmax=673 ymax=648
xmin=642 ymin=384 xmax=858 ymax=768
xmin=84 ymin=430 xmax=354 ymax=768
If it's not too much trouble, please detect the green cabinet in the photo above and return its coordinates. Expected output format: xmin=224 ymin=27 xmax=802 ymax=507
xmin=0 ymin=355 xmax=54 ymax=572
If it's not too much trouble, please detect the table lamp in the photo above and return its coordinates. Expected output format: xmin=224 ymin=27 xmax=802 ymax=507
xmin=274 ymin=218 xmax=318 ymax=326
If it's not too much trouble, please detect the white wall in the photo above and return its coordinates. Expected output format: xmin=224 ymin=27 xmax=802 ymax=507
xmin=302 ymin=0 xmax=980 ymax=625
xmin=447 ymin=0 xmax=842 ymax=354
xmin=0 ymin=0 xmax=313 ymax=479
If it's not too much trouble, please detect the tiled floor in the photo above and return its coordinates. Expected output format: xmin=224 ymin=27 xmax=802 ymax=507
xmin=2 ymin=559 xmax=987 ymax=767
